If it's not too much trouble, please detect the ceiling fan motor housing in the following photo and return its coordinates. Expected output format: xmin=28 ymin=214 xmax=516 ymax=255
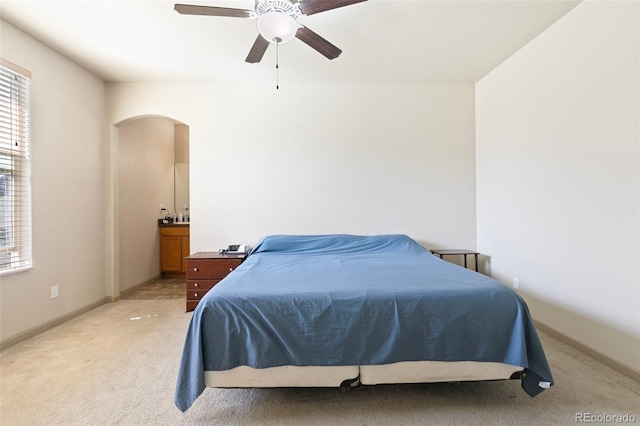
xmin=256 ymin=0 xmax=300 ymax=18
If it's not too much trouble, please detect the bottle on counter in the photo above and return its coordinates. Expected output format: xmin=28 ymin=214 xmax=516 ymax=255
xmin=159 ymin=204 xmax=169 ymax=224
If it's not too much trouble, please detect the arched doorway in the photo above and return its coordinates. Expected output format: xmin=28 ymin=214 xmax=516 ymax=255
xmin=107 ymin=115 xmax=189 ymax=300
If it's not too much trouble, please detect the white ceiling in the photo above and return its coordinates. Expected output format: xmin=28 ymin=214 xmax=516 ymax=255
xmin=0 ymin=0 xmax=581 ymax=84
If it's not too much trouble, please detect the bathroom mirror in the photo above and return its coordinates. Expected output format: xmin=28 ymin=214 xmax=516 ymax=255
xmin=174 ymin=162 xmax=189 ymax=215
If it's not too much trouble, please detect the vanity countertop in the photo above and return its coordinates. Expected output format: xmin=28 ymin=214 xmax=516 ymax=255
xmin=158 ymin=219 xmax=190 ymax=227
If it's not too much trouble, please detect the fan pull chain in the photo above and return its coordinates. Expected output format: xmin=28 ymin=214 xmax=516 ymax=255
xmin=276 ymin=43 xmax=279 ymax=90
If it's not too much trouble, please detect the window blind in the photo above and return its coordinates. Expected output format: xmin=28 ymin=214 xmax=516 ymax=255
xmin=0 ymin=59 xmax=32 ymax=275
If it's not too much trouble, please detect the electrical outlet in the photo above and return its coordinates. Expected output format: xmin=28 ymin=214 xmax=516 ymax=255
xmin=51 ymin=285 xmax=59 ymax=299
xmin=512 ymin=277 xmax=519 ymax=290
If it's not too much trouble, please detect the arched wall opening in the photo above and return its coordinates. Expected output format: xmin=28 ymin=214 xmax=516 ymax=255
xmin=107 ymin=115 xmax=189 ymax=299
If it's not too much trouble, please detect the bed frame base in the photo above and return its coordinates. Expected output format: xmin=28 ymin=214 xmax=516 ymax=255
xmin=204 ymin=361 xmax=524 ymax=389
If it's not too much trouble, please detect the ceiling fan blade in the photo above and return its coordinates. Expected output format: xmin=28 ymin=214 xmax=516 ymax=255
xmin=174 ymin=4 xmax=254 ymax=18
xmin=299 ymin=0 xmax=367 ymax=16
xmin=296 ymin=27 xmax=342 ymax=60
xmin=246 ymin=35 xmax=270 ymax=63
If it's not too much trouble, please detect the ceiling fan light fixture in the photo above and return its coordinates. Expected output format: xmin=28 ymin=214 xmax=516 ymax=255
xmin=257 ymin=11 xmax=298 ymax=44
xmin=175 ymin=0 xmax=365 ymax=63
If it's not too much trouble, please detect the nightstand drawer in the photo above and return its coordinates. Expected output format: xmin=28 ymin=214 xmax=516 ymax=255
xmin=187 ymin=259 xmax=242 ymax=279
xmin=187 ymin=290 xmax=209 ymax=300
xmin=186 ymin=279 xmax=220 ymax=291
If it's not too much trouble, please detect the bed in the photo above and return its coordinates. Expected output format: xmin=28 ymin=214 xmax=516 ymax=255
xmin=175 ymin=234 xmax=553 ymax=412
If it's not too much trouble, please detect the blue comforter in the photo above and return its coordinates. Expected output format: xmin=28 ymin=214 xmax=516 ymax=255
xmin=175 ymin=234 xmax=553 ymax=411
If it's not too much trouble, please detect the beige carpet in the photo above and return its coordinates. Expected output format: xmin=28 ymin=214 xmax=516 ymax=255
xmin=121 ymin=277 xmax=186 ymax=300
xmin=1 ymin=296 xmax=638 ymax=425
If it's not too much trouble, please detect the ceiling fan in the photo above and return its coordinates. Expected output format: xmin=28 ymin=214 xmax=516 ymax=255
xmin=174 ymin=0 xmax=367 ymax=63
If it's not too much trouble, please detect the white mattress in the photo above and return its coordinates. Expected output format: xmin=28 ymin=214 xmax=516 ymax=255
xmin=204 ymin=362 xmax=523 ymax=388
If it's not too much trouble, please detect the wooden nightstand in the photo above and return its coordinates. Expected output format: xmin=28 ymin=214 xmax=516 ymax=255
xmin=185 ymin=252 xmax=247 ymax=312
xmin=430 ymin=249 xmax=479 ymax=272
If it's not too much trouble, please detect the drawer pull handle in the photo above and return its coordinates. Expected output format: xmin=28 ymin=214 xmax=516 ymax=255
xmin=194 ymin=283 xmax=199 ymax=287
xmin=194 ymin=293 xmax=199 ymax=298
xmin=193 ymin=267 xmax=199 ymax=272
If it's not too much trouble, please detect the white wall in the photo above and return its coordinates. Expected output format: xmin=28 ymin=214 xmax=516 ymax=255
xmin=0 ymin=21 xmax=107 ymax=341
xmin=107 ymin=83 xmax=478 ymax=257
xmin=118 ymin=117 xmax=175 ymax=292
xmin=476 ymin=1 xmax=639 ymax=371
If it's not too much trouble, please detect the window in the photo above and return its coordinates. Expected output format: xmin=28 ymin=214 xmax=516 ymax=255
xmin=0 ymin=59 xmax=31 ymax=275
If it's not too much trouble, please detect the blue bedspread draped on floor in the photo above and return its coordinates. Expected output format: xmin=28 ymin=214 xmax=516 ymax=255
xmin=175 ymin=234 xmax=553 ymax=412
